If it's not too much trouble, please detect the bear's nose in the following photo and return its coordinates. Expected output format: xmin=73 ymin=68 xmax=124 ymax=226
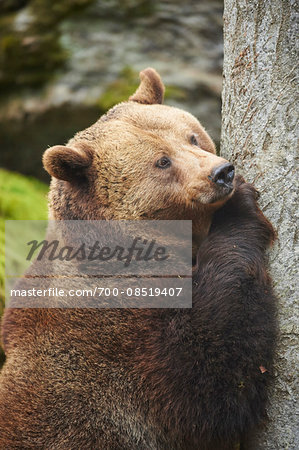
xmin=209 ymin=163 xmax=235 ymax=189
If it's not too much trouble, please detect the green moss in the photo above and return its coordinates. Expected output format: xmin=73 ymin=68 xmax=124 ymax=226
xmin=165 ymin=85 xmax=187 ymax=102
xmin=96 ymin=66 xmax=139 ymax=111
xmin=0 ymin=169 xmax=48 ymax=316
xmin=0 ymin=0 xmax=96 ymax=90
xmin=0 ymin=13 xmax=16 ymax=30
xmin=0 ymin=31 xmax=66 ymax=89
xmin=30 ymin=0 xmax=96 ymax=29
xmin=97 ymin=66 xmax=187 ymax=112
xmin=0 ymin=31 xmax=67 ymax=87
xmin=0 ymin=33 xmax=19 ymax=51
xmin=0 ymin=1 xmax=157 ymax=91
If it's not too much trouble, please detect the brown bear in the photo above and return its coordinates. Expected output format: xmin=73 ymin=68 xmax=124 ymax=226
xmin=0 ymin=69 xmax=277 ymax=449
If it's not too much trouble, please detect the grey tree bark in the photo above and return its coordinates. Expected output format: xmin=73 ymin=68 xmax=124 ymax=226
xmin=221 ymin=0 xmax=298 ymax=448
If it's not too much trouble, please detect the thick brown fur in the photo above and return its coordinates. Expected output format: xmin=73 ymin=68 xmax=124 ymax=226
xmin=0 ymin=69 xmax=277 ymax=449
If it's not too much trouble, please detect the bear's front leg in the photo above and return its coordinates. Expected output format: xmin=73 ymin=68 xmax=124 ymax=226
xmin=190 ymin=176 xmax=277 ymax=446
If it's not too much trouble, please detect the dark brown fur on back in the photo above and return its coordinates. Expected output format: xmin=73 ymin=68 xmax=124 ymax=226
xmin=0 ymin=177 xmax=277 ymax=449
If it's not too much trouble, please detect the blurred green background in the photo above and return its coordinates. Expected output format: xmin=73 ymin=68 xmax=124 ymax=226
xmin=0 ymin=0 xmax=223 ymax=361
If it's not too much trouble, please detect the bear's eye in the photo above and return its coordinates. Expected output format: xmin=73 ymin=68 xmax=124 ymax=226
xmin=156 ymin=156 xmax=171 ymax=169
xmin=190 ymin=134 xmax=199 ymax=146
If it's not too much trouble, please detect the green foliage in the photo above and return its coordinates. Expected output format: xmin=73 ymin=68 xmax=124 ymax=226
xmin=0 ymin=168 xmax=48 ymax=365
xmin=0 ymin=169 xmax=48 ymax=317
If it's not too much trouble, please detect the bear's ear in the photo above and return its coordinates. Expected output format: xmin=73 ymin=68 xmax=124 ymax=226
xmin=43 ymin=145 xmax=93 ymax=182
xmin=129 ymin=68 xmax=165 ymax=105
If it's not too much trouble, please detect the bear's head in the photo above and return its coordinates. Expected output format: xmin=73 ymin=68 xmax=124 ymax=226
xmin=43 ymin=68 xmax=235 ymax=250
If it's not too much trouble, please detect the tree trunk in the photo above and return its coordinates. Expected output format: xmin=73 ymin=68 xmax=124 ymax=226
xmin=221 ymin=0 xmax=298 ymax=448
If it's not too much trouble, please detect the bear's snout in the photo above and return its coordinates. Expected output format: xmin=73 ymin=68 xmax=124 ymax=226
xmin=208 ymin=162 xmax=235 ymax=193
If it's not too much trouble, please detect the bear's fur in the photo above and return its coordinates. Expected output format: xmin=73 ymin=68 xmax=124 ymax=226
xmin=0 ymin=69 xmax=277 ymax=449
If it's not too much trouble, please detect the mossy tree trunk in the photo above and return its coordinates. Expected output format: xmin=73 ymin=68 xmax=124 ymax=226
xmin=221 ymin=0 xmax=298 ymax=448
